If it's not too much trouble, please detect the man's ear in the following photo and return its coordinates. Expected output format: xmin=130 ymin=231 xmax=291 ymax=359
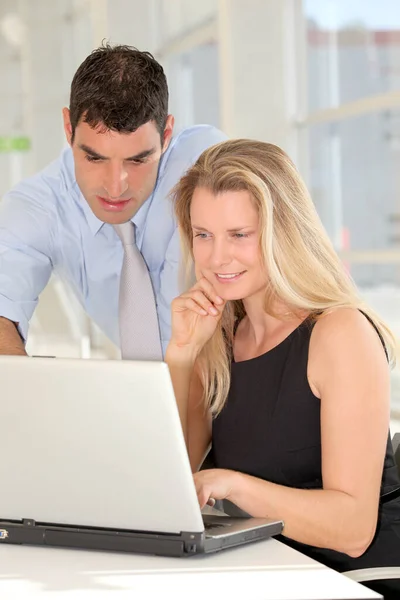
xmin=162 ymin=114 xmax=175 ymax=152
xmin=62 ymin=107 xmax=73 ymax=146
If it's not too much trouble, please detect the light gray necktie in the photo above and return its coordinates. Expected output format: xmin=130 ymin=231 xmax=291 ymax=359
xmin=114 ymin=222 xmax=162 ymax=361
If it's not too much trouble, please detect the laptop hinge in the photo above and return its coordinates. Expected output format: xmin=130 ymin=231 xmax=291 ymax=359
xmin=180 ymin=531 xmax=205 ymax=555
xmin=23 ymin=518 xmax=36 ymax=527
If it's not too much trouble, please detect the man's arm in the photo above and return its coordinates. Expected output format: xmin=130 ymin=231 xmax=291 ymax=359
xmin=0 ymin=317 xmax=27 ymax=355
xmin=0 ymin=185 xmax=55 ymax=350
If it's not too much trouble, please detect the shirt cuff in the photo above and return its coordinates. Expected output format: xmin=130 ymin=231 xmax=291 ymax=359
xmin=0 ymin=297 xmax=29 ymax=343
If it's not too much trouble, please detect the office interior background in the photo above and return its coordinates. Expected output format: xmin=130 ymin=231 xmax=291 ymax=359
xmin=1 ymin=0 xmax=400 ymax=419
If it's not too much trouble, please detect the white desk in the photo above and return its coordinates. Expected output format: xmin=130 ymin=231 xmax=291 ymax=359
xmin=0 ymin=538 xmax=381 ymax=599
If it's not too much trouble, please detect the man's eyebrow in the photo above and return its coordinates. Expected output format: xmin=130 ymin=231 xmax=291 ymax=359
xmin=79 ymin=144 xmax=108 ymax=160
xmin=78 ymin=144 xmax=157 ymax=161
xmin=125 ymin=148 xmax=157 ymax=161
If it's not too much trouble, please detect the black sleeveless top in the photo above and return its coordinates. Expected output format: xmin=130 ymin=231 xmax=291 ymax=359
xmin=212 ymin=317 xmax=400 ymax=576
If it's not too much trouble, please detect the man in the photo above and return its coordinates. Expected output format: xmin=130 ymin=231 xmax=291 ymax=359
xmin=0 ymin=44 xmax=226 ymax=358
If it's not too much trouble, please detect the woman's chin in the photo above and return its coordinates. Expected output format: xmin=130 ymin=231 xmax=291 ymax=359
xmin=216 ymin=289 xmax=245 ymax=303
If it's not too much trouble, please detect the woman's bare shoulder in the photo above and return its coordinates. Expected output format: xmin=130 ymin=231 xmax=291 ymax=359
xmin=308 ymin=308 xmax=388 ymax=398
xmin=311 ymin=307 xmax=382 ymax=348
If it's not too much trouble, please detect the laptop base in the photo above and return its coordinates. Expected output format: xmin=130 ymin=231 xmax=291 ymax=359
xmin=0 ymin=517 xmax=283 ymax=557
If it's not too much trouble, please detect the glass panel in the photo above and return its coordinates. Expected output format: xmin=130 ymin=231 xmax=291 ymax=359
xmin=308 ymin=110 xmax=400 ymax=280
xmin=308 ymin=110 xmax=400 ymax=411
xmin=157 ymin=0 xmax=217 ymax=45
xmin=164 ymin=42 xmax=220 ymax=132
xmin=305 ymin=0 xmax=400 ymax=111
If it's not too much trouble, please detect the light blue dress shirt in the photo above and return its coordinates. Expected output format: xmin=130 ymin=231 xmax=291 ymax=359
xmin=0 ymin=125 xmax=227 ymax=354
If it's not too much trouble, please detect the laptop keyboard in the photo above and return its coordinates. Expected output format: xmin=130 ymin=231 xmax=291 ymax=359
xmin=203 ymin=520 xmax=230 ymax=531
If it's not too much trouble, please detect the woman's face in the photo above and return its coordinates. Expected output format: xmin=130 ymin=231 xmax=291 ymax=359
xmin=190 ymin=187 xmax=268 ymax=301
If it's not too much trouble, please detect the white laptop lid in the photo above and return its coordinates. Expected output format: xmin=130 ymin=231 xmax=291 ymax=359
xmin=0 ymin=357 xmax=204 ymax=534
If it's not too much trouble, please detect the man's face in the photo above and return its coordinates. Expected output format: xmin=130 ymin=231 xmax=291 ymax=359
xmin=63 ymin=108 xmax=174 ymax=224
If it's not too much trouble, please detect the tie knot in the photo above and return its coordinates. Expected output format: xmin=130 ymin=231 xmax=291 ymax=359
xmin=114 ymin=222 xmax=136 ymax=246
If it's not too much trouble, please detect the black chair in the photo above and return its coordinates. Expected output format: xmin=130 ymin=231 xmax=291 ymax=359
xmin=343 ymin=433 xmax=400 ymax=595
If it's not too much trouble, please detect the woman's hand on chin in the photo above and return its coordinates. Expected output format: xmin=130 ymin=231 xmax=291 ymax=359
xmin=169 ymin=277 xmax=226 ymax=356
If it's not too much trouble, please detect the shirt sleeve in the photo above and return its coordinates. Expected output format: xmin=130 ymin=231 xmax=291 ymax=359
xmin=0 ymin=186 xmax=55 ymax=341
xmin=157 ymin=226 xmax=182 ymax=356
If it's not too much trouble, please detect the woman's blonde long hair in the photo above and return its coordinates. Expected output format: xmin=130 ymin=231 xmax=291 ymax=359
xmin=173 ymin=139 xmax=396 ymax=415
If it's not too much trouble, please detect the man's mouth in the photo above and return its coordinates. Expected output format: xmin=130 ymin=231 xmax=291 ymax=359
xmin=97 ymin=196 xmax=132 ymax=212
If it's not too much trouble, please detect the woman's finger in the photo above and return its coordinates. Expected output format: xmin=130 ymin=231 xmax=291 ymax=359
xmin=195 ymin=482 xmax=213 ymax=509
xmin=172 ymin=296 xmax=208 ymax=316
xmin=195 ymin=277 xmax=225 ymax=307
xmin=194 ymin=479 xmax=207 ymax=508
xmin=178 ymin=289 xmax=221 ymax=316
xmin=187 ymin=289 xmax=221 ymax=316
xmin=197 ymin=489 xmax=210 ymax=509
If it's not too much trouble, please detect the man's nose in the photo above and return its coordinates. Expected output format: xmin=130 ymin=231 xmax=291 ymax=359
xmin=103 ymin=163 xmax=128 ymax=198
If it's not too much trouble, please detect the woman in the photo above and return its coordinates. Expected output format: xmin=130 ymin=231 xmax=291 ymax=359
xmin=165 ymin=139 xmax=400 ymax=597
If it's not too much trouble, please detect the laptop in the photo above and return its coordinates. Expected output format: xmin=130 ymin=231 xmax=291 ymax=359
xmin=0 ymin=356 xmax=283 ymax=556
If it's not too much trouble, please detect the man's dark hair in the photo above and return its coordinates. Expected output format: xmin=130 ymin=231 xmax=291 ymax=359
xmin=69 ymin=43 xmax=168 ymax=142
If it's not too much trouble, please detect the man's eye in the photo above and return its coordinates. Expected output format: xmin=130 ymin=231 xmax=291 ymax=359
xmin=85 ymin=155 xmax=102 ymax=163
